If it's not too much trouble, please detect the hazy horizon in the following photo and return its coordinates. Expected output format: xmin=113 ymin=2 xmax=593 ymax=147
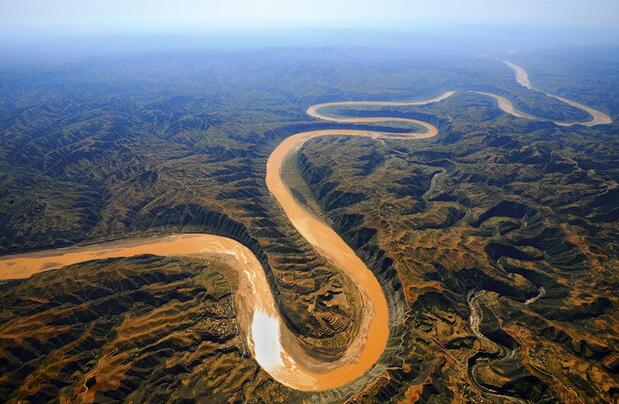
xmin=2 ymin=0 xmax=619 ymax=43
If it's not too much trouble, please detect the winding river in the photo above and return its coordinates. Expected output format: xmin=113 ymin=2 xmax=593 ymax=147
xmin=483 ymin=60 xmax=612 ymax=127
xmin=0 ymin=94 xmax=450 ymax=392
xmin=0 ymin=61 xmax=612 ymax=392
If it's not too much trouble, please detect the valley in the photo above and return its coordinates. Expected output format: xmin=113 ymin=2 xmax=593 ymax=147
xmin=1 ymin=50 xmax=618 ymax=402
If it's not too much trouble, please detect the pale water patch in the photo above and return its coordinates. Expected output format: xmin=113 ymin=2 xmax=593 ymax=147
xmin=250 ymin=310 xmax=285 ymax=371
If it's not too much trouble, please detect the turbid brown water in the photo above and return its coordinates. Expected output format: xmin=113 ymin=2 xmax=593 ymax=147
xmin=0 ymin=61 xmax=611 ymax=392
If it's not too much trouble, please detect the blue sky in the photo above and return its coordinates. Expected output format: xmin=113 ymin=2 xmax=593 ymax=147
xmin=2 ymin=0 xmax=619 ymax=35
